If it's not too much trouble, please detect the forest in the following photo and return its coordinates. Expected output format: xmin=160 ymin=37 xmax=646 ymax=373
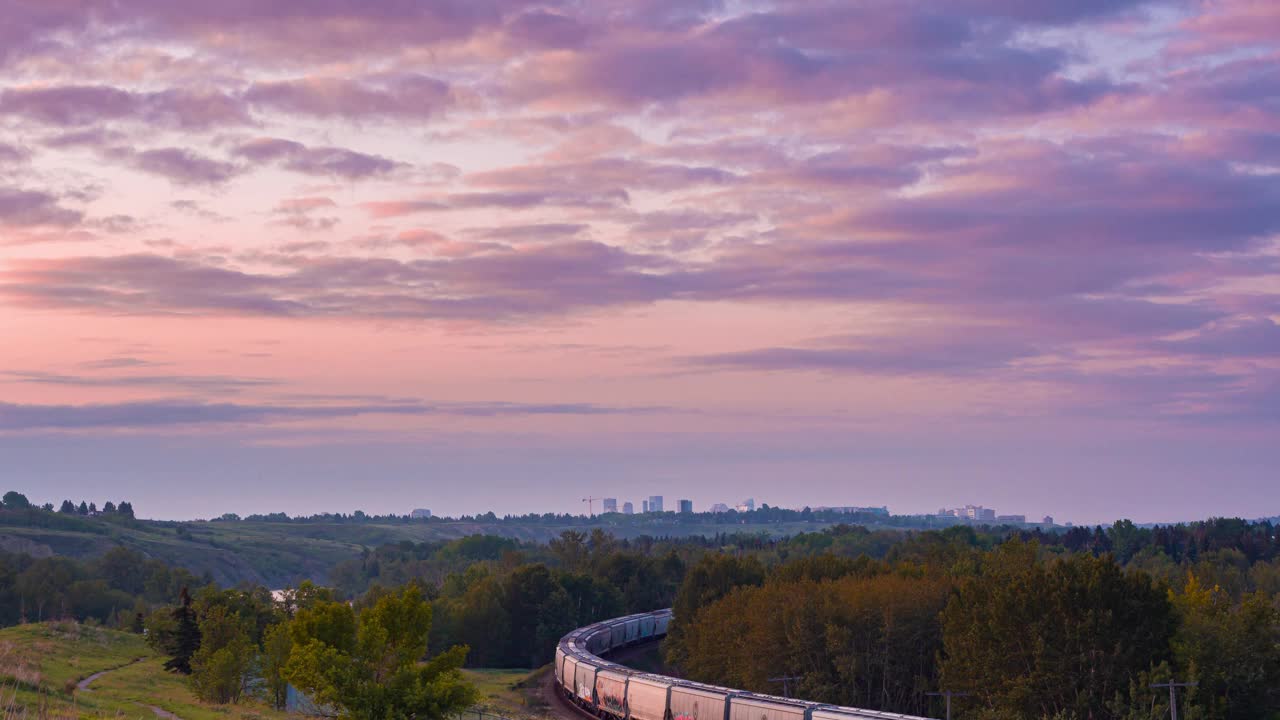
xmin=1 ymin=490 xmax=1277 ymax=719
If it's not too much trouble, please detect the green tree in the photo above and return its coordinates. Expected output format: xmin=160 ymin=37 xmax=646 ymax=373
xmin=940 ymin=540 xmax=1175 ymax=719
xmin=285 ymin=585 xmax=479 ymax=720
xmin=261 ymin=621 xmax=293 ymax=710
xmin=665 ymin=553 xmax=765 ymax=666
xmin=190 ymin=605 xmax=255 ymax=703
xmin=1172 ymin=576 xmax=1280 ymax=719
xmin=163 ymin=587 xmax=202 ymax=674
xmin=2 ymin=491 xmax=31 ymax=509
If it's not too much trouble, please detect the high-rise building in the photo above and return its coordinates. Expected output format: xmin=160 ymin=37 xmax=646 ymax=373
xmin=648 ymin=495 xmax=664 ymax=513
xmin=710 ymin=503 xmax=730 ymax=513
xmin=411 ymin=508 xmax=431 ymax=519
xmin=623 ymin=502 xmax=634 ymax=514
xmin=602 ymin=498 xmax=618 ymax=514
xmin=678 ymin=499 xmax=693 ymax=513
xmin=642 ymin=500 xmax=649 ymax=513
xmin=1042 ymin=515 xmax=1054 ymax=525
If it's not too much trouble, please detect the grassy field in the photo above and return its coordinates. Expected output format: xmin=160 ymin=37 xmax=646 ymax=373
xmin=0 ymin=622 xmax=290 ymax=720
xmin=461 ymin=667 xmax=555 ymax=720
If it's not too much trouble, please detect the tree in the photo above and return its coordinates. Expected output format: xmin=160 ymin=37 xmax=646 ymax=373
xmin=285 ymin=585 xmax=479 ymax=720
xmin=940 ymin=540 xmax=1175 ymax=719
xmin=103 ymin=501 xmax=117 ymax=513
xmin=665 ymin=553 xmax=765 ymax=666
xmin=88 ymin=502 xmax=97 ymax=514
xmin=77 ymin=501 xmax=88 ymax=515
xmin=163 ymin=587 xmax=202 ymax=674
xmin=2 ymin=491 xmax=30 ymax=509
xmin=118 ymin=501 xmax=135 ymax=518
xmin=1172 ymin=576 xmax=1280 ymax=719
xmin=59 ymin=500 xmax=76 ymax=514
xmin=261 ymin=621 xmax=293 ymax=710
xmin=190 ymin=605 xmax=255 ymax=704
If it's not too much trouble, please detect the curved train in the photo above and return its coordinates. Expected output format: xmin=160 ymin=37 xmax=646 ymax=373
xmin=555 ymin=609 xmax=930 ymax=720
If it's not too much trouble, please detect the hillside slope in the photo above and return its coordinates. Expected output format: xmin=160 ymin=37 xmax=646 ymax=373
xmin=0 ymin=510 xmax=838 ymax=588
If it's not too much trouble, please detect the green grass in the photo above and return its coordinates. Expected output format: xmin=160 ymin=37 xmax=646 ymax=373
xmin=461 ymin=667 xmax=554 ymax=720
xmin=0 ymin=623 xmax=290 ymax=720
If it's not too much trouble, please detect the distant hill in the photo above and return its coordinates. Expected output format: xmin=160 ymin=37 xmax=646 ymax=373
xmin=0 ymin=508 xmax=849 ymax=588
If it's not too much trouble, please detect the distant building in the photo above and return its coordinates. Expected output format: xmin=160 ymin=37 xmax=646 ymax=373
xmin=648 ymin=495 xmax=664 ymax=513
xmin=736 ymin=498 xmax=755 ymax=513
xmin=623 ymin=502 xmax=634 ymax=514
xmin=1042 ymin=515 xmax=1054 ymax=525
xmin=602 ymin=498 xmax=618 ymax=514
xmin=411 ymin=508 xmax=432 ymax=519
xmin=996 ymin=514 xmax=1026 ymax=524
xmin=678 ymin=499 xmax=693 ymax=513
xmin=642 ymin=500 xmax=649 ymax=513
xmin=709 ymin=503 xmax=730 ymax=513
xmin=815 ymin=506 xmax=890 ymax=516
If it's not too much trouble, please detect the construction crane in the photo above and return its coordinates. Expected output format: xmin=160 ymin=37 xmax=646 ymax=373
xmin=582 ymin=496 xmax=599 ymax=517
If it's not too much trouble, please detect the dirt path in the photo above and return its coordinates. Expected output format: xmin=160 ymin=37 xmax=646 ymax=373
xmin=144 ymin=704 xmax=183 ymax=720
xmin=77 ymin=658 xmax=143 ymax=691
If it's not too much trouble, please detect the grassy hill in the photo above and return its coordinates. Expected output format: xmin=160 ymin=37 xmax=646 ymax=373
xmin=0 ymin=622 xmax=558 ymax=720
xmin=0 ymin=621 xmax=290 ymax=720
xmin=0 ymin=510 xmax=840 ymax=588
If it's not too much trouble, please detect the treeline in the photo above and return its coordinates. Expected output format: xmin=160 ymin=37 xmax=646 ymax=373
xmin=0 ymin=546 xmax=205 ymax=627
xmin=329 ymin=529 xmax=687 ymax=667
xmin=667 ymin=526 xmax=1280 ymax=720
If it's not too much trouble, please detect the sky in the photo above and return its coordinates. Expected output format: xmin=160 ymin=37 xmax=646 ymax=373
xmin=0 ymin=0 xmax=1277 ymax=524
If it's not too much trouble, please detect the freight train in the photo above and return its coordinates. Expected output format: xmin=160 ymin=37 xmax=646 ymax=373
xmin=555 ymin=609 xmax=930 ymax=720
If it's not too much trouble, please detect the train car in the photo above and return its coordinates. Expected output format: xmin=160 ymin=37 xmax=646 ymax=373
xmin=595 ymin=667 xmax=631 ymax=719
xmin=622 ymin=616 xmax=642 ymax=644
xmin=639 ymin=614 xmax=657 ymax=640
xmin=562 ymin=654 xmax=579 ymax=696
xmin=811 ymin=707 xmax=916 ymax=720
xmin=555 ymin=646 xmax=566 ymax=686
xmin=626 ymin=673 xmax=673 ymax=720
xmin=670 ymin=683 xmax=739 ymax=720
xmin=586 ymin=626 xmax=612 ymax=656
xmin=575 ymin=657 xmax=601 ymax=705
xmin=654 ymin=612 xmax=672 ymax=636
xmin=729 ymin=694 xmax=816 ymax=720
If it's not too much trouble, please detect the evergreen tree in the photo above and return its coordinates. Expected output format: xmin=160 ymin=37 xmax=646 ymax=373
xmin=164 ymin=587 xmax=202 ymax=674
xmin=59 ymin=500 xmax=76 ymax=514
xmin=118 ymin=501 xmax=135 ymax=518
xmin=104 ymin=501 xmax=117 ymax=513
xmin=77 ymin=501 xmax=89 ymax=515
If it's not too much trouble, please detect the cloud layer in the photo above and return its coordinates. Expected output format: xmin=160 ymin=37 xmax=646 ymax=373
xmin=0 ymin=0 xmax=1278 ymax=518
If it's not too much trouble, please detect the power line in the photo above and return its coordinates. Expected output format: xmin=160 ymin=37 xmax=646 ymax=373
xmin=766 ymin=675 xmax=802 ymax=698
xmin=925 ymin=691 xmax=970 ymax=720
xmin=1151 ymin=680 xmax=1197 ymax=720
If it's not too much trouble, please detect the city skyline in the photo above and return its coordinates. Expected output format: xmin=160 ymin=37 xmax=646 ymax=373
xmin=1 ymin=0 xmax=1277 ymax=525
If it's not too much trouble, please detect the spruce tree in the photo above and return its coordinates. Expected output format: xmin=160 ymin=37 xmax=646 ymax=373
xmin=164 ymin=587 xmax=202 ymax=674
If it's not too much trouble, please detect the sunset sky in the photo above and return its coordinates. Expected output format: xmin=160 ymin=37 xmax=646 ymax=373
xmin=1 ymin=0 xmax=1277 ymax=523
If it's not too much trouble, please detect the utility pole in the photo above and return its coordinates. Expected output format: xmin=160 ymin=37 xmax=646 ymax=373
xmin=582 ymin=497 xmax=599 ymax=517
xmin=1151 ymin=681 xmax=1196 ymax=720
xmin=766 ymin=675 xmax=802 ymax=698
xmin=926 ymin=691 xmax=970 ymax=720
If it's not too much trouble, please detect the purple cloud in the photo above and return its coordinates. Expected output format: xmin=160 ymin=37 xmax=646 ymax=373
xmin=123 ymin=147 xmax=240 ymax=185
xmin=0 ymin=397 xmax=667 ymax=431
xmin=0 ymin=188 xmax=82 ymax=227
xmin=233 ymin=138 xmax=400 ymax=179
xmin=0 ymin=85 xmax=249 ymax=129
xmin=246 ymin=74 xmax=451 ymax=119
